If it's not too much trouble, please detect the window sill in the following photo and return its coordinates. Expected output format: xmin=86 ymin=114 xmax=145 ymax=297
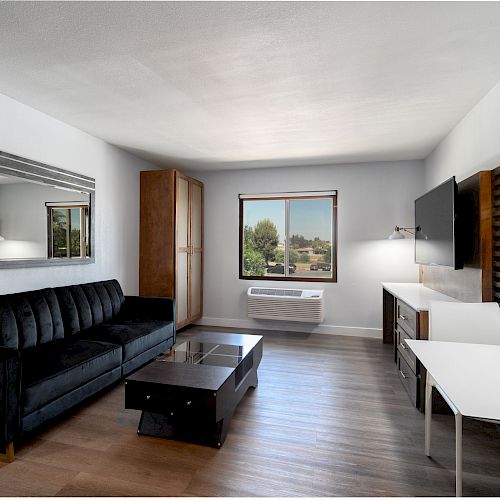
xmin=239 ymin=275 xmax=337 ymax=283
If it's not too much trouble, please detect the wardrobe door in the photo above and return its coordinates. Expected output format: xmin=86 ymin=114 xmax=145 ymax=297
xmin=189 ymin=180 xmax=203 ymax=321
xmin=176 ymin=174 xmax=190 ymax=327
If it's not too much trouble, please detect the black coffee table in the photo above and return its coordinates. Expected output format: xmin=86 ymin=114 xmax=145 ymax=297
xmin=124 ymin=332 xmax=263 ymax=448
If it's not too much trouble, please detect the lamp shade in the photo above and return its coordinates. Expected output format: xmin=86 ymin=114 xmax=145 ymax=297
xmin=388 ymin=227 xmax=405 ymax=240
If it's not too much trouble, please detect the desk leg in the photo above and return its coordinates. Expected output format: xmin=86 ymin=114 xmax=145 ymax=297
xmin=455 ymin=413 xmax=463 ymax=497
xmin=425 ymin=373 xmax=432 ymax=456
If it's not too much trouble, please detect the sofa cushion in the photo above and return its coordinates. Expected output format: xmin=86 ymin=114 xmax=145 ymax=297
xmin=92 ymin=282 xmax=113 ymax=321
xmin=40 ymin=289 xmax=65 ymax=342
xmin=25 ymin=289 xmax=67 ymax=345
xmin=79 ymin=319 xmax=174 ymax=363
xmin=102 ymin=280 xmax=125 ymax=316
xmin=69 ymin=285 xmax=94 ymax=331
xmin=22 ymin=339 xmax=122 ymax=415
xmin=81 ymin=284 xmax=104 ymax=325
xmin=6 ymin=295 xmax=38 ymax=349
xmin=0 ymin=298 xmax=18 ymax=349
xmin=54 ymin=286 xmax=80 ymax=335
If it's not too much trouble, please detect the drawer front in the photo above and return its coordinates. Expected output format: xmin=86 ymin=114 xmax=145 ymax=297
xmin=396 ymin=326 xmax=417 ymax=373
xmin=125 ymin=382 xmax=215 ymax=419
xmin=397 ymin=353 xmax=417 ymax=407
xmin=396 ymin=299 xmax=417 ymax=337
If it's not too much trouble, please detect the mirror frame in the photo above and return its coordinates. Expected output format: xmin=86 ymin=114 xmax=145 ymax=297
xmin=0 ymin=151 xmax=95 ymax=268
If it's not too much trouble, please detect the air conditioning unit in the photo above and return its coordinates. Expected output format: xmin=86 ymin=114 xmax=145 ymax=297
xmin=247 ymin=287 xmax=325 ymax=323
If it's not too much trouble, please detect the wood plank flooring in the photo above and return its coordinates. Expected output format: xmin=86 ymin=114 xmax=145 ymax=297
xmin=1 ymin=326 xmax=500 ymax=496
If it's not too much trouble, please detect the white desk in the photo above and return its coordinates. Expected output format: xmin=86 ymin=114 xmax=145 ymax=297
xmin=406 ymin=339 xmax=500 ymax=497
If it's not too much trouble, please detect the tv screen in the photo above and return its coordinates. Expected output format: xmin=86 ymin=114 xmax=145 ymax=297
xmin=414 ymin=177 xmax=460 ymax=268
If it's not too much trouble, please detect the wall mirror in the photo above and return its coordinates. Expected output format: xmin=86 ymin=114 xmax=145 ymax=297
xmin=0 ymin=151 xmax=95 ymax=268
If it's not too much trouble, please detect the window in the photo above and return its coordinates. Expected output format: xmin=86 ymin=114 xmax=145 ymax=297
xmin=239 ymin=191 xmax=337 ymax=282
xmin=47 ymin=203 xmax=90 ymax=259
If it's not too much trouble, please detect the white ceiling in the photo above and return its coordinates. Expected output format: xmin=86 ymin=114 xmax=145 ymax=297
xmin=2 ymin=2 xmax=500 ymax=171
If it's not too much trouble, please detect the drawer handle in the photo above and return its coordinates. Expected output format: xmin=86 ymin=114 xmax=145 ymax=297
xmin=398 ymin=314 xmax=408 ymax=321
xmin=400 ymin=370 xmax=408 ymax=379
xmin=146 ymin=395 xmax=151 ymax=400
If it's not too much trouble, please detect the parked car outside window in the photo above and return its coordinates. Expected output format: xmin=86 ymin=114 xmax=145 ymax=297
xmin=267 ymin=264 xmax=295 ymax=274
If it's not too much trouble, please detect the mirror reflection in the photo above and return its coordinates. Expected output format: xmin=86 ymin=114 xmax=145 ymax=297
xmin=0 ymin=174 xmax=90 ymax=260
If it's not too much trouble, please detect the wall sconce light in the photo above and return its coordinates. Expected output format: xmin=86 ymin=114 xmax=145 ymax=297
xmin=388 ymin=226 xmax=419 ymax=240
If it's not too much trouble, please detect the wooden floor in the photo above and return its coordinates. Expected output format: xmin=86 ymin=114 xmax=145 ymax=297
xmin=2 ymin=326 xmax=500 ymax=496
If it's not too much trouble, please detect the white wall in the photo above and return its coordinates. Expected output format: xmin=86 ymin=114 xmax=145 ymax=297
xmin=0 ymin=182 xmax=88 ymax=259
xmin=192 ymin=160 xmax=425 ymax=337
xmin=425 ymin=80 xmax=500 ymax=188
xmin=0 ymin=93 xmax=156 ymax=294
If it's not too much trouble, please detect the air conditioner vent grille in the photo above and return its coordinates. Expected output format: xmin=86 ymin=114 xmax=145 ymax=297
xmin=247 ymin=287 xmax=324 ymax=323
xmin=250 ymin=288 xmax=302 ymax=297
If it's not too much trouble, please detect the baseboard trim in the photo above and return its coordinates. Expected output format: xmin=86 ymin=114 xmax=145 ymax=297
xmin=194 ymin=316 xmax=382 ymax=339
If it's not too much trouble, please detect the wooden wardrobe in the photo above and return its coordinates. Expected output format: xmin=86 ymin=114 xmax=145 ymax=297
xmin=139 ymin=169 xmax=203 ymax=329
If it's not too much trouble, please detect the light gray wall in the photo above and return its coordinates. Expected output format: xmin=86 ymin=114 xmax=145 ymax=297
xmin=422 ymin=80 xmax=500 ymax=302
xmin=0 ymin=182 xmax=88 ymax=259
xmin=0 ymin=92 xmax=157 ymax=294
xmin=191 ymin=160 xmax=425 ymax=337
xmin=425 ymin=80 xmax=500 ymax=188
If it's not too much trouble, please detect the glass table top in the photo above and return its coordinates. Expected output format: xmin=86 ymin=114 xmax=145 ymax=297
xmin=157 ymin=341 xmax=248 ymax=368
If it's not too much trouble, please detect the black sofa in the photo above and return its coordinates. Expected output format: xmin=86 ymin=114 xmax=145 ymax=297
xmin=0 ymin=279 xmax=175 ymax=460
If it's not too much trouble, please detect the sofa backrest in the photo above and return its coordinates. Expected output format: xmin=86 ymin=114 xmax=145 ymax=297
xmin=0 ymin=289 xmax=65 ymax=350
xmin=54 ymin=280 xmax=124 ymax=336
xmin=0 ymin=279 xmax=124 ymax=350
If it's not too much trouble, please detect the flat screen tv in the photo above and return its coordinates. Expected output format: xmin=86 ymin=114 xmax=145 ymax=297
xmin=414 ymin=177 xmax=461 ymax=269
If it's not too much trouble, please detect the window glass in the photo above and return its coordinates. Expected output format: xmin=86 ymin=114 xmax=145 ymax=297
xmin=242 ymin=200 xmax=285 ymax=277
xmin=240 ymin=194 xmax=336 ymax=282
xmin=69 ymin=208 xmax=81 ymax=257
xmin=52 ymin=208 xmax=69 ymax=258
xmin=289 ymin=199 xmax=333 ymax=279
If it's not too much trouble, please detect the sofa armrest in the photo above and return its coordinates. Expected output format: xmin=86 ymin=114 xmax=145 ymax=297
xmin=0 ymin=347 xmax=21 ymax=455
xmin=122 ymin=296 xmax=176 ymax=341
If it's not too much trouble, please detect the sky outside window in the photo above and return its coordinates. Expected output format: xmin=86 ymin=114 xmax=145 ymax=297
xmin=289 ymin=199 xmax=332 ymax=241
xmin=243 ymin=200 xmax=285 ymax=241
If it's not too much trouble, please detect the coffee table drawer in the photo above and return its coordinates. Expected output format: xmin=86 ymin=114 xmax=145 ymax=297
xmin=125 ymin=382 xmax=214 ymax=416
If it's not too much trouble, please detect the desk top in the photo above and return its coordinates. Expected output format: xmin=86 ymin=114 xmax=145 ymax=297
xmin=406 ymin=339 xmax=500 ymax=421
xmin=382 ymin=282 xmax=459 ymax=311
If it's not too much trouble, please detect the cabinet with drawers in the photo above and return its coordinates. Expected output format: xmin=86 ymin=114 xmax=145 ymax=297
xmin=382 ymin=283 xmax=457 ymax=412
xmin=394 ymin=298 xmax=428 ymax=409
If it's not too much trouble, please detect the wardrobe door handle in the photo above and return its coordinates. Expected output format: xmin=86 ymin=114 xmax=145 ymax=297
xmin=400 ymin=370 xmax=408 ymax=379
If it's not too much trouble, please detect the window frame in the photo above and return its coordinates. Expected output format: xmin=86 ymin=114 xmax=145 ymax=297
xmin=47 ymin=202 xmax=91 ymax=259
xmin=239 ymin=192 xmax=337 ymax=283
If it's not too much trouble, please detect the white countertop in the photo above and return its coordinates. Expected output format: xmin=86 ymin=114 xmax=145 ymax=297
xmin=382 ymin=282 xmax=460 ymax=311
xmin=406 ymin=340 xmax=500 ymax=421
